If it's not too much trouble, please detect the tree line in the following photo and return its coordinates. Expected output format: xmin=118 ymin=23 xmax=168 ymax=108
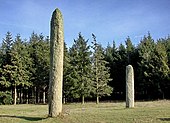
xmin=0 ymin=31 xmax=169 ymax=105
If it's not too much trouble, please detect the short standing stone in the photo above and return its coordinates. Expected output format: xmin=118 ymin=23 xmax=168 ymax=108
xmin=126 ymin=65 xmax=134 ymax=108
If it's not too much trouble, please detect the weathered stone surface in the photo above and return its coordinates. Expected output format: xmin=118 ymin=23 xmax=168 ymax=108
xmin=48 ymin=8 xmax=64 ymax=117
xmin=126 ymin=65 xmax=134 ymax=108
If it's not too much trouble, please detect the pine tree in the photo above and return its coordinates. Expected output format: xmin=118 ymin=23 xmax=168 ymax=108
xmin=158 ymin=37 xmax=170 ymax=98
xmin=0 ymin=32 xmax=13 ymax=88
xmin=69 ymin=33 xmax=92 ymax=104
xmin=105 ymin=41 xmax=121 ymax=99
xmin=125 ymin=36 xmax=135 ymax=64
xmin=160 ymin=36 xmax=170 ymax=70
xmin=28 ymin=32 xmax=39 ymax=89
xmin=63 ymin=42 xmax=71 ymax=103
xmin=28 ymin=33 xmax=50 ymax=103
xmin=35 ymin=34 xmax=50 ymax=104
xmin=10 ymin=34 xmax=32 ymax=104
xmin=151 ymin=41 xmax=169 ymax=99
xmin=91 ymin=34 xmax=113 ymax=104
xmin=64 ymin=45 xmax=82 ymax=101
xmin=137 ymin=33 xmax=156 ymax=99
xmin=115 ymin=43 xmax=127 ymax=99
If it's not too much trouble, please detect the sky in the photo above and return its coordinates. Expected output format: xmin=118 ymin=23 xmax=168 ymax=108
xmin=0 ymin=0 xmax=170 ymax=47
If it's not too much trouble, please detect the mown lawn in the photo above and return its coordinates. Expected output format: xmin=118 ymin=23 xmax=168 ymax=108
xmin=0 ymin=100 xmax=170 ymax=123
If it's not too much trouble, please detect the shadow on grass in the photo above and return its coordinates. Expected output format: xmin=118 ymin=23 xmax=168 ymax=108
xmin=0 ymin=115 xmax=47 ymax=121
xmin=158 ymin=118 xmax=170 ymax=121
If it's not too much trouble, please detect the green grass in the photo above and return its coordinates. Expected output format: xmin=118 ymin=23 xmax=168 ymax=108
xmin=0 ymin=100 xmax=170 ymax=123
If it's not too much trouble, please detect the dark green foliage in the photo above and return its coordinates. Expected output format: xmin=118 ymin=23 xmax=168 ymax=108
xmin=114 ymin=44 xmax=127 ymax=99
xmin=153 ymin=42 xmax=169 ymax=98
xmin=68 ymin=33 xmax=92 ymax=103
xmin=105 ymin=42 xmax=128 ymax=99
xmin=125 ymin=36 xmax=135 ymax=64
xmin=137 ymin=33 xmax=169 ymax=99
xmin=28 ymin=33 xmax=50 ymax=103
xmin=91 ymin=34 xmax=113 ymax=103
xmin=154 ymin=38 xmax=170 ymax=99
xmin=0 ymin=32 xmax=13 ymax=88
xmin=10 ymin=34 xmax=32 ymax=87
xmin=0 ymin=31 xmax=170 ymax=103
xmin=158 ymin=36 xmax=170 ymax=73
xmin=1 ymin=32 xmax=13 ymax=64
xmin=63 ymin=43 xmax=71 ymax=101
xmin=104 ymin=33 xmax=170 ymax=100
xmin=0 ymin=32 xmax=50 ymax=104
xmin=137 ymin=33 xmax=157 ymax=99
xmin=0 ymin=91 xmax=13 ymax=105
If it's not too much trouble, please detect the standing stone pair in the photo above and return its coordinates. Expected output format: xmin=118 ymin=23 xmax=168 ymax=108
xmin=48 ymin=8 xmax=135 ymax=117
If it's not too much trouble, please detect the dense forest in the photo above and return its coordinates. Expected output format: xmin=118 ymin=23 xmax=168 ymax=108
xmin=0 ymin=31 xmax=170 ymax=105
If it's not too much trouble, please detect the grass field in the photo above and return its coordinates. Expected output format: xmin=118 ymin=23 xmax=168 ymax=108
xmin=0 ymin=100 xmax=170 ymax=123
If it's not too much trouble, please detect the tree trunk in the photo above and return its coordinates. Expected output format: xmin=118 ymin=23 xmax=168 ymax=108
xmin=37 ymin=88 xmax=40 ymax=103
xmin=63 ymin=96 xmax=66 ymax=104
xmin=96 ymin=95 xmax=99 ymax=104
xmin=96 ymin=81 xmax=99 ymax=104
xmin=162 ymin=92 xmax=164 ymax=99
xmin=48 ymin=8 xmax=64 ymax=117
xmin=82 ymin=95 xmax=84 ymax=104
xmin=34 ymin=87 xmax=36 ymax=104
xmin=31 ymin=87 xmax=34 ymax=104
xmin=20 ymin=88 xmax=23 ymax=104
xmin=96 ymin=54 xmax=99 ymax=104
xmin=26 ymin=89 xmax=28 ymax=104
xmin=43 ymin=87 xmax=46 ymax=104
xmin=14 ymin=85 xmax=17 ymax=105
xmin=18 ymin=90 xmax=20 ymax=104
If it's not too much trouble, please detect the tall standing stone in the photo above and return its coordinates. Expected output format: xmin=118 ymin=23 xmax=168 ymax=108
xmin=126 ymin=65 xmax=134 ymax=108
xmin=48 ymin=8 xmax=64 ymax=117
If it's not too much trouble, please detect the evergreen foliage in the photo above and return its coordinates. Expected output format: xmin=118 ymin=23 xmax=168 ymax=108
xmin=68 ymin=33 xmax=92 ymax=104
xmin=0 ymin=32 xmax=13 ymax=88
xmin=0 ymin=91 xmax=13 ymax=105
xmin=137 ymin=33 xmax=157 ymax=99
xmin=0 ymin=31 xmax=170 ymax=104
xmin=91 ymin=34 xmax=113 ymax=104
xmin=63 ymin=43 xmax=72 ymax=102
